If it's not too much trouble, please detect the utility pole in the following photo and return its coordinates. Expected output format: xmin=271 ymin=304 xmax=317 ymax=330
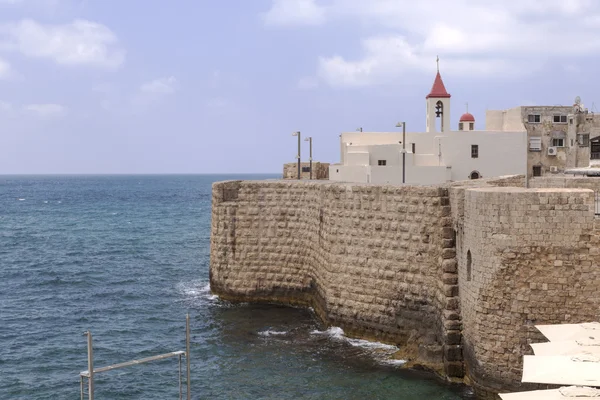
xmin=396 ymin=122 xmax=406 ymax=184
xmin=305 ymin=136 xmax=313 ymax=179
xmin=292 ymin=131 xmax=301 ymax=179
xmin=525 ymin=132 xmax=530 ymax=188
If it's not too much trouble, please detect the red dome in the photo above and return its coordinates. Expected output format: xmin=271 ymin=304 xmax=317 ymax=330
xmin=460 ymin=112 xmax=475 ymax=122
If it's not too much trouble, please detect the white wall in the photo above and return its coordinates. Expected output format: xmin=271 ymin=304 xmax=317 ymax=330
xmin=368 ymin=145 xmax=401 ymax=166
xmin=332 ymin=129 xmax=527 ymax=185
xmin=329 ymin=164 xmax=369 ymax=183
xmin=438 ymin=131 xmax=527 ymax=181
xmin=485 ymin=107 xmax=524 ymax=131
xmin=346 ymin=150 xmax=369 ymax=166
xmin=370 ymin=166 xmax=403 ymax=185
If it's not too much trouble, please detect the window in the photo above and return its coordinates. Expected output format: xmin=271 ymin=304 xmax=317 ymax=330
xmin=470 ymin=171 xmax=481 ymax=179
xmin=578 ymin=133 xmax=590 ymax=147
xmin=533 ymin=165 xmax=542 ymax=177
xmin=411 ymin=143 xmax=416 ymax=154
xmin=458 ymin=122 xmax=464 ymax=130
xmin=553 ymin=115 xmax=567 ymax=123
xmin=528 ymin=114 xmax=541 ymax=123
xmin=377 ymin=160 xmax=387 ymax=166
xmin=570 ymin=118 xmax=574 ymax=125
xmin=466 ymin=250 xmax=472 ymax=281
xmin=471 ymin=144 xmax=479 ymax=158
xmin=552 ymin=138 xmax=564 ymax=147
xmin=302 ymin=166 xmax=311 ymax=172
xmin=529 ymin=137 xmax=542 ymax=151
xmin=469 ymin=122 xmax=474 ymax=130
xmin=336 ymin=169 xmax=339 ymax=173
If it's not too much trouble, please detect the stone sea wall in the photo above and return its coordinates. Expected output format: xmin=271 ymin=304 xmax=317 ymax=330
xmin=210 ymin=176 xmax=600 ymax=396
xmin=210 ymin=180 xmax=463 ymax=378
xmin=452 ymin=185 xmax=600 ymax=394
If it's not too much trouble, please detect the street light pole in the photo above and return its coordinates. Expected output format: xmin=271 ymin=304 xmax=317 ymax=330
xmin=525 ymin=133 xmax=530 ymax=188
xmin=396 ymin=122 xmax=406 ymax=184
xmin=292 ymin=131 xmax=301 ymax=179
xmin=305 ymin=137 xmax=313 ymax=179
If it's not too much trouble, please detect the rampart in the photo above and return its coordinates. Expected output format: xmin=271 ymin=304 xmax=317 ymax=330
xmin=210 ymin=176 xmax=600 ymax=397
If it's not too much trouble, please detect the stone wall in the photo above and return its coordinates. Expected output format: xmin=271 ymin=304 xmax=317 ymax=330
xmin=529 ymin=175 xmax=600 ymax=191
xmin=283 ymin=162 xmax=330 ymax=180
xmin=210 ymin=175 xmax=600 ymax=396
xmin=210 ymin=179 xmax=463 ymax=378
xmin=453 ymin=185 xmax=600 ymax=394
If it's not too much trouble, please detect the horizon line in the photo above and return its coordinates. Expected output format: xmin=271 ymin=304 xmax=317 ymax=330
xmin=0 ymin=172 xmax=282 ymax=176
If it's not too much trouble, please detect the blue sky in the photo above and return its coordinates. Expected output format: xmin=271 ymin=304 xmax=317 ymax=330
xmin=1 ymin=0 xmax=599 ymax=174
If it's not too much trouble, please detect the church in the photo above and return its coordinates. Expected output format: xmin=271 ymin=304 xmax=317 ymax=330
xmin=328 ymin=65 xmax=528 ymax=185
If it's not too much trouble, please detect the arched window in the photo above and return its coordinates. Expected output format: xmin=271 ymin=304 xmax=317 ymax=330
xmin=435 ymin=100 xmax=444 ymax=131
xmin=466 ymin=250 xmax=472 ymax=281
xmin=469 ymin=171 xmax=481 ymax=180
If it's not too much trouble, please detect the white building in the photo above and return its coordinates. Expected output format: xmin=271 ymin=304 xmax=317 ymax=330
xmin=329 ymin=69 xmax=527 ymax=185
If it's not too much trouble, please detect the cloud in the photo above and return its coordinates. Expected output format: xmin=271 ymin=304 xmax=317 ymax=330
xmin=263 ymin=0 xmax=325 ymax=27
xmin=24 ymin=103 xmax=67 ymax=117
xmin=264 ymin=0 xmax=600 ymax=86
xmin=0 ymin=19 xmax=125 ymax=69
xmin=130 ymin=76 xmax=177 ymax=111
xmin=140 ymin=76 xmax=177 ymax=94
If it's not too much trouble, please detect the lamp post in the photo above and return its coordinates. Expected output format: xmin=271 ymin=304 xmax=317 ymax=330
xmin=292 ymin=131 xmax=301 ymax=179
xmin=525 ymin=133 xmax=530 ymax=189
xmin=304 ymin=136 xmax=313 ymax=179
xmin=396 ymin=122 xmax=406 ymax=184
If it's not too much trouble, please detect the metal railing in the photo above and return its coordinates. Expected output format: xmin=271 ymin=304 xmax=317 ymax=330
xmin=80 ymin=314 xmax=191 ymax=400
xmin=591 ymin=153 xmax=600 ymax=160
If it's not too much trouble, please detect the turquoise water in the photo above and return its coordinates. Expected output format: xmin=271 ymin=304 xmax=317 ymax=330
xmin=0 ymin=175 xmax=473 ymax=399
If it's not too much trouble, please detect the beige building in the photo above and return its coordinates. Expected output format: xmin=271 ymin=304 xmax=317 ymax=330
xmin=486 ymin=99 xmax=600 ymax=176
xmin=283 ymin=162 xmax=329 ymax=180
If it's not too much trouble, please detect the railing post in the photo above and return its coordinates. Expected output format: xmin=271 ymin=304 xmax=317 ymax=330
xmin=186 ymin=314 xmax=191 ymax=400
xmin=179 ymin=353 xmax=183 ymax=400
xmin=86 ymin=331 xmax=94 ymax=400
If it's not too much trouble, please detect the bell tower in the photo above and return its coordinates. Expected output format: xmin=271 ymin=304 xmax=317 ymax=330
xmin=426 ymin=57 xmax=451 ymax=133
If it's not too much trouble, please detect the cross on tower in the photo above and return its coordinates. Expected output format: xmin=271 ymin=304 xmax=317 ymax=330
xmin=436 ymin=55 xmax=439 ymax=72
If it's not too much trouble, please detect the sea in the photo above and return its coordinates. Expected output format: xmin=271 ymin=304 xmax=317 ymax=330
xmin=0 ymin=174 xmax=474 ymax=399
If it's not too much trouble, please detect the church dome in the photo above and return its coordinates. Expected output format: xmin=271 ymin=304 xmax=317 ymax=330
xmin=459 ymin=112 xmax=475 ymax=122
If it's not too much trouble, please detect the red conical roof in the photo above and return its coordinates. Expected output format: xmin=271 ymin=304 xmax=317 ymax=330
xmin=426 ymin=72 xmax=451 ymax=99
xmin=460 ymin=112 xmax=475 ymax=122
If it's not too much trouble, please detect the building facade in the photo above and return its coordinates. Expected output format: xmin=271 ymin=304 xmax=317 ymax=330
xmin=329 ymin=69 xmax=527 ymax=185
xmin=486 ymin=101 xmax=600 ymax=176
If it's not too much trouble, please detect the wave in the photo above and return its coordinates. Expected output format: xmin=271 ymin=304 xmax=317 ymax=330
xmin=310 ymin=326 xmax=405 ymax=366
xmin=176 ymin=280 xmax=222 ymax=307
xmin=258 ymin=330 xmax=288 ymax=337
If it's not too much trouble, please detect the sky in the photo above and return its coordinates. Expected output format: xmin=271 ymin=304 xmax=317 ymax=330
xmin=1 ymin=0 xmax=600 ymax=174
